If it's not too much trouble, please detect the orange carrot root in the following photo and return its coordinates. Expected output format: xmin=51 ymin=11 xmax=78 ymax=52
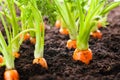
xmin=4 ymin=69 xmax=19 ymax=80
xmin=91 ymin=30 xmax=102 ymax=39
xmin=73 ymin=48 xmax=92 ymax=64
xmin=59 ymin=28 xmax=69 ymax=35
xmin=55 ymin=20 xmax=61 ymax=28
xmin=20 ymin=33 xmax=30 ymax=41
xmin=0 ymin=55 xmax=4 ymax=64
xmin=97 ymin=21 xmax=102 ymax=29
xmin=13 ymin=52 xmax=20 ymax=58
xmin=66 ymin=39 xmax=76 ymax=49
xmin=33 ymin=58 xmax=48 ymax=69
xmin=30 ymin=37 xmax=36 ymax=44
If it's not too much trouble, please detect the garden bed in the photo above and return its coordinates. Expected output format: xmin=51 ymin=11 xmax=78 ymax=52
xmin=0 ymin=7 xmax=120 ymax=80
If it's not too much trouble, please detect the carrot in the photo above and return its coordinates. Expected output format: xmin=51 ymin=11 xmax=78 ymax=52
xmin=66 ymin=39 xmax=76 ymax=49
xmin=33 ymin=58 xmax=48 ymax=69
xmin=73 ymin=48 xmax=92 ymax=64
xmin=59 ymin=28 xmax=69 ymax=35
xmin=4 ymin=69 xmax=19 ymax=80
xmin=0 ymin=55 xmax=3 ymax=64
xmin=13 ymin=52 xmax=20 ymax=58
xmin=30 ymin=37 xmax=36 ymax=44
xmin=55 ymin=20 xmax=61 ymax=28
xmin=97 ymin=21 xmax=102 ymax=29
xmin=24 ymin=33 xmax=30 ymax=40
xmin=91 ymin=30 xmax=102 ymax=39
xmin=20 ymin=33 xmax=30 ymax=41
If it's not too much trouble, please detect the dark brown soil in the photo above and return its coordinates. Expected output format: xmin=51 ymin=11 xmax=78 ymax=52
xmin=0 ymin=7 xmax=120 ymax=80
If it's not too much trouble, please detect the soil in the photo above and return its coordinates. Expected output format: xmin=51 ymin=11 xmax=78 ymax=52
xmin=0 ymin=7 xmax=120 ymax=80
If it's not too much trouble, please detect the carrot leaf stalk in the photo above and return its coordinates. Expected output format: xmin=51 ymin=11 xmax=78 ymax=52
xmin=0 ymin=0 xmax=36 ymax=79
xmin=30 ymin=0 xmax=48 ymax=69
xmin=84 ymin=0 xmax=120 ymax=39
xmin=91 ymin=1 xmax=120 ymax=39
xmin=72 ymin=0 xmax=106 ymax=64
xmin=5 ymin=0 xmax=21 ymax=57
xmin=73 ymin=0 xmax=120 ymax=64
xmin=0 ymin=1 xmax=20 ymax=78
xmin=15 ymin=0 xmax=48 ymax=68
xmin=0 ymin=31 xmax=19 ymax=79
xmin=53 ymin=0 xmax=78 ymax=49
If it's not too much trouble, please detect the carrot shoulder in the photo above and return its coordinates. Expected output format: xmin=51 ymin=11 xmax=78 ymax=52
xmin=33 ymin=58 xmax=48 ymax=69
xmin=66 ymin=39 xmax=76 ymax=49
xmin=0 ymin=55 xmax=3 ymax=64
xmin=59 ymin=28 xmax=69 ymax=35
xmin=91 ymin=30 xmax=102 ymax=39
xmin=4 ymin=69 xmax=19 ymax=80
xmin=20 ymin=33 xmax=30 ymax=41
xmin=97 ymin=21 xmax=102 ymax=29
xmin=55 ymin=20 xmax=61 ymax=28
xmin=73 ymin=48 xmax=92 ymax=64
xmin=13 ymin=52 xmax=20 ymax=58
xmin=30 ymin=37 xmax=36 ymax=44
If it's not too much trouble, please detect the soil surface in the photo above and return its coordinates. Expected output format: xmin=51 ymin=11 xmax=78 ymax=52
xmin=0 ymin=7 xmax=120 ymax=80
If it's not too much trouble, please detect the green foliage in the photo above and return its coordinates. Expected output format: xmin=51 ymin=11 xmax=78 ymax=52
xmin=36 ymin=0 xmax=56 ymax=26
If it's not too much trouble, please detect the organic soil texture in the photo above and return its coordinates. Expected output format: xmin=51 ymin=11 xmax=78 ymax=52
xmin=0 ymin=7 xmax=120 ymax=80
